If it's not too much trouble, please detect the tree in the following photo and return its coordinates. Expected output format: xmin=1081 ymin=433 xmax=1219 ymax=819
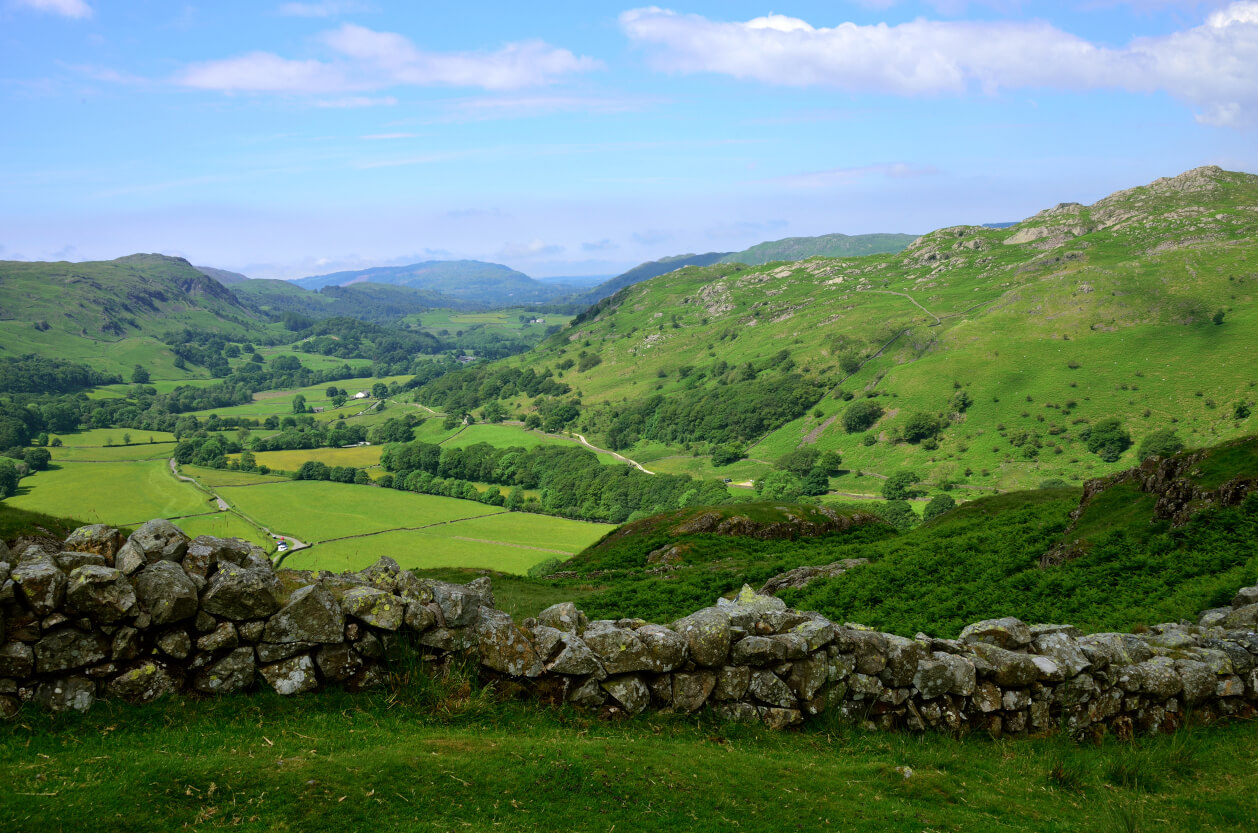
xmin=711 ymin=445 xmax=744 ymax=467
xmin=842 ymin=400 xmax=884 ymax=433
xmin=1138 ymin=429 xmax=1184 ymax=462
xmin=755 ymin=470 xmax=804 ymax=500
xmin=0 ymin=457 xmax=18 ymax=499
xmin=23 ymin=447 xmax=51 ymax=471
xmin=801 ymin=468 xmax=830 ymax=496
xmin=776 ymin=447 xmax=819 ymax=477
xmin=131 ymin=365 xmax=150 ymax=384
xmin=882 ymin=470 xmax=923 ymax=501
xmin=1084 ymin=418 xmax=1131 ymax=462
xmin=292 ymin=394 xmax=307 ymax=414
xmin=371 ymin=382 xmax=389 ymax=399
xmin=876 ymin=500 xmax=918 ymax=532
xmin=1213 ymin=308 xmax=1226 ymax=325
xmin=923 ymin=493 xmax=957 ymax=522
xmin=902 ymin=412 xmax=940 ymax=443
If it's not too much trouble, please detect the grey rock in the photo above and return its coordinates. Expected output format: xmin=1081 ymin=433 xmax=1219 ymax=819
xmin=731 ymin=635 xmax=786 ymax=666
xmin=537 ymin=602 xmax=587 ymax=635
xmin=547 ymin=633 xmax=603 ymax=676
xmin=1175 ymin=659 xmax=1215 ymax=705
xmin=761 ymin=707 xmax=802 ymax=730
xmin=156 ymin=630 xmax=192 ymax=660
xmin=971 ymin=680 xmax=1002 ymax=712
xmin=404 ymin=602 xmax=437 ymax=633
xmin=1232 ymin=586 xmax=1258 ymax=608
xmin=789 ymin=620 xmax=837 ymax=652
xmin=113 ymin=542 xmax=146 ymax=576
xmin=431 ymin=582 xmax=481 ymax=628
xmin=672 ymin=670 xmax=716 ymax=712
xmin=714 ymin=702 xmax=760 ymax=724
xmin=419 ymin=626 xmax=477 ymax=652
xmin=477 ymin=609 xmax=544 ymax=678
xmin=238 ymin=620 xmax=265 ymax=642
xmin=33 ymin=676 xmax=95 ymax=713
xmin=55 ymin=551 xmax=107 ymax=572
xmin=786 ymin=653 xmax=828 ymax=701
xmin=65 ymin=565 xmax=136 ymax=623
xmin=0 ymin=641 xmax=35 ymax=677
xmin=933 ymin=651 xmax=977 ymax=696
xmin=341 ymin=586 xmax=405 ymax=631
xmin=196 ymin=622 xmax=239 ymax=653
xmin=600 ymin=674 xmax=650 ymax=715
xmin=466 ymin=576 xmax=494 ymax=609
xmin=672 ymin=608 xmax=731 ymax=667
xmin=529 ymin=625 xmax=564 ymax=662
xmin=913 ymin=659 xmax=955 ymax=699
xmin=749 ymin=669 xmax=796 ymax=708
xmin=183 ymin=535 xmax=253 ymax=579
xmin=315 ymin=643 xmax=363 ymax=682
xmin=133 ymin=561 xmax=199 ymax=625
xmin=583 ymin=622 xmax=653 ymax=674
xmin=201 ymin=566 xmax=281 ymax=620
xmin=35 ymin=628 xmax=107 ymax=674
xmin=968 ymin=643 xmax=1042 ymax=687
xmin=1224 ymin=603 xmax=1258 ymax=628
xmin=881 ymin=635 xmax=928 ymax=687
xmin=635 ymin=624 xmax=687 ymax=672
xmin=714 ymin=665 xmax=751 ymax=701
xmin=110 ymin=626 xmax=141 ymax=661
xmin=1032 ymin=632 xmax=1091 ymax=678
xmin=264 ymin=585 xmax=344 ymax=644
xmin=568 ymin=675 xmax=606 ymax=708
xmin=62 ymin=525 xmax=125 ymax=561
xmin=1199 ymin=607 xmax=1232 ymax=628
xmin=393 ymin=569 xmax=432 ymax=604
xmin=959 ymin=616 xmax=1032 ymax=649
xmin=256 ymin=641 xmax=318 ymax=663
xmin=194 ymin=610 xmax=218 ymax=633
xmin=1117 ymin=658 xmax=1182 ymax=698
xmin=126 ymin=519 xmax=190 ymax=565
xmin=192 ymin=647 xmax=256 ymax=694
xmin=105 ymin=661 xmax=179 ymax=704
xmin=259 ymin=653 xmax=319 ymax=696
xmin=12 ymin=556 xmax=66 ymax=616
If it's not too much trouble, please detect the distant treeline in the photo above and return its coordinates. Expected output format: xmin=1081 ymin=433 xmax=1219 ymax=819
xmin=379 ymin=440 xmax=731 ymax=523
xmin=0 ymin=356 xmax=121 ymax=395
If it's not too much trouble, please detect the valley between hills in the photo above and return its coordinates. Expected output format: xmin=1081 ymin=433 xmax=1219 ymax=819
xmin=2 ymin=167 xmax=1258 ymax=833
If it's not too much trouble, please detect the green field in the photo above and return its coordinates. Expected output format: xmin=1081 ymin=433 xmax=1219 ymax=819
xmin=437 ymin=423 xmax=626 ymax=467
xmin=173 ymin=512 xmax=270 ymax=547
xmin=51 ymin=442 xmax=178 ymax=463
xmin=405 ymin=308 xmax=573 ymax=336
xmin=51 ymin=428 xmax=178 ymax=447
xmin=7 ymin=461 xmax=216 ymax=526
xmin=220 ymin=480 xmax=504 ymax=543
xmin=180 ymin=466 xmax=291 ymax=487
xmin=242 ymin=445 xmax=383 ymax=472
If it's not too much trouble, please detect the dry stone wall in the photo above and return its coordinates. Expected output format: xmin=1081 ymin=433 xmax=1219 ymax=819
xmin=2 ymin=521 xmax=1257 ymax=739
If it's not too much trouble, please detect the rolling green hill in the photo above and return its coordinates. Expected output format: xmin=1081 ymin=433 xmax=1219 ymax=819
xmin=417 ymin=166 xmax=1258 ymax=493
xmin=717 ymin=231 xmax=918 ymax=266
xmin=230 ymin=278 xmax=467 ymax=322
xmin=0 ymin=254 xmax=268 ymax=379
xmin=292 ymin=259 xmax=569 ymax=305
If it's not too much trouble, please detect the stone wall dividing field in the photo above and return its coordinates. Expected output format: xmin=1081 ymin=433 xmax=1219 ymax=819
xmin=1 ymin=520 xmax=1256 ymax=739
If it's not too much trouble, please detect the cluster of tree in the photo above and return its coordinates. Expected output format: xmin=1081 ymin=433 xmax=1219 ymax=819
xmin=172 ymin=435 xmax=246 ymax=469
xmin=0 ymin=356 xmax=120 ymax=395
xmin=375 ymin=469 xmax=507 ymax=508
xmin=416 ymin=364 xmax=571 ymax=417
xmin=293 ymin=461 xmax=372 ymax=485
xmin=589 ymin=374 xmax=824 ymax=450
xmin=752 ymin=447 xmax=843 ymax=499
xmin=292 ymin=318 xmax=441 ymax=376
xmin=247 ymin=415 xmax=414 ymax=452
xmin=379 ymin=440 xmax=731 ymax=522
xmin=1082 ymin=418 xmax=1132 ymax=462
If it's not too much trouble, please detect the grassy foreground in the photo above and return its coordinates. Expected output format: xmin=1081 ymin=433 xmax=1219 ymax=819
xmin=1 ymin=666 xmax=1255 ymax=833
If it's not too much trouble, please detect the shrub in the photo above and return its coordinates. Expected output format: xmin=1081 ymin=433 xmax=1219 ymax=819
xmin=902 ymin=412 xmax=941 ymax=444
xmin=882 ymin=471 xmax=923 ymax=501
xmin=922 ymin=493 xmax=956 ymax=522
xmin=842 ymin=400 xmax=884 ymax=433
xmin=1137 ymin=429 xmax=1184 ymax=462
xmin=1084 ymin=418 xmax=1132 ymax=462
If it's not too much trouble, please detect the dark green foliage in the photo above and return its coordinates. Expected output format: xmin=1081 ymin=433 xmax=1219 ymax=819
xmin=711 ymin=445 xmax=744 ymax=467
xmin=901 ymin=412 xmax=940 ymax=443
xmin=577 ymin=353 xmax=602 ymax=372
xmin=292 ymin=394 xmax=307 ymax=414
xmin=0 ymin=457 xmax=18 ymax=499
xmin=1085 ymin=418 xmax=1133 ymax=462
xmin=0 ymin=356 xmax=119 ymax=394
xmin=923 ymin=493 xmax=957 ymax=522
xmin=22 ymin=447 xmax=51 ymax=472
xmin=842 ymin=400 xmax=884 ymax=433
xmin=754 ymin=470 xmax=804 ymax=500
xmin=1212 ymin=308 xmax=1226 ymax=324
xmin=776 ymin=447 xmax=819 ymax=477
xmin=873 ymin=499 xmax=919 ymax=532
xmin=801 ymin=469 xmax=831 ymax=496
xmin=1235 ymin=402 xmax=1251 ymax=420
xmin=367 ymin=417 xmax=415 ymax=445
xmin=1138 ymin=429 xmax=1184 ymax=462
xmin=130 ymin=365 xmax=150 ymax=384
xmin=882 ymin=471 xmax=923 ymax=501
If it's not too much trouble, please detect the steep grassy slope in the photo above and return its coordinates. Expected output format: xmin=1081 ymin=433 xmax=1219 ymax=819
xmin=716 ymin=231 xmax=918 ymax=266
xmin=427 ymin=166 xmax=1258 ymax=492
xmin=0 ymin=254 xmax=267 ymax=378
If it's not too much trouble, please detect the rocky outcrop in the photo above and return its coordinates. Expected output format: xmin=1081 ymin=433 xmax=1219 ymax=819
xmin=0 ymin=522 xmax=1256 ymax=743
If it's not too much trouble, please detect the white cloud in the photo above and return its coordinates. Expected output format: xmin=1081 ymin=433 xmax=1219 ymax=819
xmin=498 ymin=239 xmax=565 ymax=258
xmin=14 ymin=0 xmax=91 ymax=18
xmin=178 ymin=23 xmax=600 ymax=94
xmin=620 ymin=3 xmax=1258 ymax=125
xmin=277 ymin=1 xmax=372 ymax=17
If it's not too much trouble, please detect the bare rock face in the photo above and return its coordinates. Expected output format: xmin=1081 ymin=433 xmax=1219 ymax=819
xmin=65 ymin=565 xmax=136 ymax=624
xmin=192 ymin=647 xmax=256 ymax=694
xmin=106 ymin=661 xmax=179 ymax=704
xmin=12 ymin=556 xmax=67 ymax=616
xmin=259 ymin=653 xmax=319 ymax=696
xmin=201 ymin=566 xmax=281 ymax=620
xmin=134 ymin=561 xmax=199 ymax=625
xmin=759 ymin=559 xmax=869 ymax=596
xmin=62 ymin=525 xmax=125 ymax=563
xmin=264 ymin=585 xmax=344 ymax=644
xmin=315 ymin=643 xmax=363 ymax=682
xmin=341 ymin=586 xmax=405 ymax=631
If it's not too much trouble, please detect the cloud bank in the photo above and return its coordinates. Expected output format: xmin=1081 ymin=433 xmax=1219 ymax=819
xmin=620 ymin=3 xmax=1258 ymax=125
xmin=14 ymin=0 xmax=92 ymax=19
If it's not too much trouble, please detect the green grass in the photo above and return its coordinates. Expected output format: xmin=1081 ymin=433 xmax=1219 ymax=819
xmin=51 ymin=442 xmax=177 ymax=462
xmin=6 ymin=461 xmax=216 ymax=527
xmin=181 ymin=466 xmax=291 ymax=487
xmin=242 ymin=445 xmax=383 ymax=472
xmin=50 ymin=428 xmax=177 ymax=447
xmin=173 ymin=511 xmax=270 ymax=547
xmin=222 ymin=480 xmax=504 ymax=543
xmin=438 ymin=423 xmax=626 ymax=465
xmin=2 ymin=676 xmax=1256 ymax=833
xmin=283 ymin=510 xmax=612 ymax=575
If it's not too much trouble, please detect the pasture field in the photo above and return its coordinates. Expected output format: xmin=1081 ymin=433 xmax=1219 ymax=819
xmin=51 ymin=442 xmax=177 ymax=463
xmin=173 ymin=512 xmax=270 ymax=547
xmin=221 ymin=480 xmax=502 ymax=543
xmin=438 ymin=423 xmax=630 ymax=467
xmin=180 ymin=375 xmax=407 ymax=423
xmin=51 ymin=428 xmax=177 ymax=447
xmin=283 ymin=510 xmax=609 ymax=574
xmin=240 ymin=445 xmax=383 ymax=472
xmin=180 ymin=465 xmax=290 ymax=487
xmin=405 ymin=308 xmax=572 ymax=336
xmin=7 ymin=461 xmax=214 ymax=526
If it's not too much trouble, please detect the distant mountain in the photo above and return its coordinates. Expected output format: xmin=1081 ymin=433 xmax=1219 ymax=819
xmin=230 ymin=279 xmax=468 ymax=323
xmin=196 ymin=265 xmax=250 ymax=285
xmin=0 ymin=253 xmax=265 ymax=376
xmin=569 ymin=252 xmax=730 ymax=307
xmin=717 ymin=232 xmax=917 ymax=266
xmin=292 ymin=259 xmax=567 ymax=305
xmin=571 ymin=233 xmax=917 ymax=307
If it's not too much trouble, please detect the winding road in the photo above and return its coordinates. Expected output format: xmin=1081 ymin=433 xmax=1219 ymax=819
xmin=168 ymin=458 xmax=310 ymax=552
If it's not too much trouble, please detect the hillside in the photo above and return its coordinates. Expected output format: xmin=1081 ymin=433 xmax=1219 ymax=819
xmin=293 ymin=259 xmax=569 ymax=305
xmin=417 ymin=166 xmax=1258 ymax=493
xmin=195 ymin=264 xmax=249 ymax=285
xmin=716 ymin=231 xmax=917 ymax=266
xmin=230 ymin=278 xmax=466 ymax=322
xmin=569 ymin=252 xmax=730 ymax=306
xmin=0 ymin=254 xmax=268 ymax=378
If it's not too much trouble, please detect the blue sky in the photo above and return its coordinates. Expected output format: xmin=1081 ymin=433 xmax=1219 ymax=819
xmin=2 ymin=1 xmax=1256 ymax=279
